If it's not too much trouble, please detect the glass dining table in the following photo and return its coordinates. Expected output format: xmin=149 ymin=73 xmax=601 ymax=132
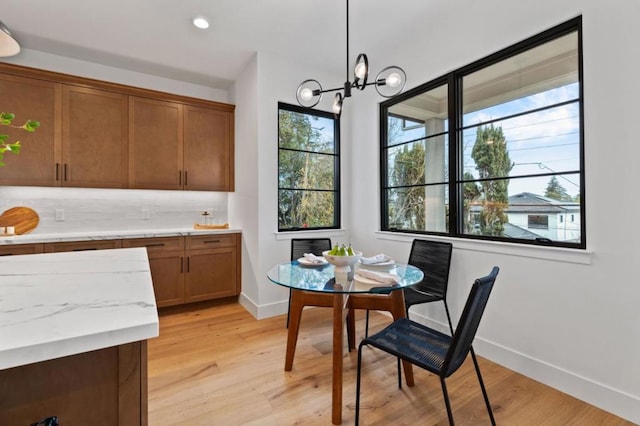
xmin=267 ymin=261 xmax=424 ymax=425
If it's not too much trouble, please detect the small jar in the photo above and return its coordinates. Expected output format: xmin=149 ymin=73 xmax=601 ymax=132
xmin=201 ymin=211 xmax=211 ymax=225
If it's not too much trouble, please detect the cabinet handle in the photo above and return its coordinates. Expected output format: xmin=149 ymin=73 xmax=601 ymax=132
xmin=187 ymin=256 xmax=190 ymax=272
xmin=55 ymin=163 xmax=60 ymax=181
xmin=204 ymin=240 xmax=221 ymax=244
xmin=64 ymin=164 xmax=68 ymax=181
xmin=184 ymin=170 xmax=188 ymax=186
xmin=72 ymin=248 xmax=98 ymax=251
xmin=180 ymin=256 xmax=184 ymax=273
xmin=145 ymin=243 xmax=165 ymax=248
xmin=178 ymin=170 xmax=182 ymax=185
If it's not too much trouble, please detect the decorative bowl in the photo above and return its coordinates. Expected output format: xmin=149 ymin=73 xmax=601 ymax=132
xmin=322 ymin=250 xmax=362 ymax=271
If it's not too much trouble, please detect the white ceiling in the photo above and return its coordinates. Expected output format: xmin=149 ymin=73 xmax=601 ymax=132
xmin=2 ymin=0 xmax=434 ymax=91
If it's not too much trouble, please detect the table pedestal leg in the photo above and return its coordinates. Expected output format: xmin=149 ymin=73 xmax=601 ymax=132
xmin=332 ymin=292 xmax=344 ymax=425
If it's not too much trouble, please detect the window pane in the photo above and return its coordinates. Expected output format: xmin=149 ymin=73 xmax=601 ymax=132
xmin=461 ymin=174 xmax=581 ymax=243
xmin=278 ymin=103 xmax=339 ymax=231
xmin=278 ymin=110 xmax=335 ymax=154
xmin=278 ymin=189 xmax=337 ymax=229
xmin=387 ymin=84 xmax=447 ymax=147
xmin=462 ymin=32 xmax=579 ymax=126
xmin=279 ymin=150 xmax=335 ymax=190
xmin=462 ymin=101 xmax=580 ymax=180
xmin=386 ymin=184 xmax=448 ymax=232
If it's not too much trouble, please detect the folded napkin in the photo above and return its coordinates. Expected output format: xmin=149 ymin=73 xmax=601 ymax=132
xmin=356 ymin=269 xmax=400 ymax=284
xmin=360 ymin=253 xmax=392 ymax=265
xmin=303 ymin=253 xmax=326 ymax=264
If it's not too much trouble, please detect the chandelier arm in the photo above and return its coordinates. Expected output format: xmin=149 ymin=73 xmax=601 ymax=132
xmin=346 ymin=0 xmax=350 ymax=83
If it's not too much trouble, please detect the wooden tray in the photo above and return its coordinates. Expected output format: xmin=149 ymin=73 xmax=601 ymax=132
xmin=0 ymin=206 xmax=40 ymax=235
xmin=193 ymin=223 xmax=229 ymax=230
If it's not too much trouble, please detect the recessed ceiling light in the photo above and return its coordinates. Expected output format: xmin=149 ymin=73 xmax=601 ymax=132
xmin=192 ymin=17 xmax=210 ymax=29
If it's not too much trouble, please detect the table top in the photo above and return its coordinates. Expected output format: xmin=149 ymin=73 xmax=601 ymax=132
xmin=0 ymin=247 xmax=159 ymax=370
xmin=267 ymin=261 xmax=424 ymax=294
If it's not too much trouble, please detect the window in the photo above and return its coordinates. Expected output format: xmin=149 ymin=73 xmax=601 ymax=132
xmin=278 ymin=102 xmax=340 ymax=231
xmin=528 ymin=215 xmax=549 ymax=230
xmin=380 ymin=17 xmax=584 ymax=248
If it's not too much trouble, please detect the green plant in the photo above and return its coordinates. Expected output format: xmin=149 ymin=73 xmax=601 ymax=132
xmin=0 ymin=112 xmax=40 ymax=166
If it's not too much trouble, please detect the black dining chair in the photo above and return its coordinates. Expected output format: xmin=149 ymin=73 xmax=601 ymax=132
xmin=355 ymin=266 xmax=500 ymax=426
xmin=286 ymin=238 xmax=332 ymax=328
xmin=363 ymin=239 xmax=454 ymax=337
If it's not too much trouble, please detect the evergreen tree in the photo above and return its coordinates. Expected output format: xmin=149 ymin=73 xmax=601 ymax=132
xmin=544 ymin=176 xmax=571 ymax=201
xmin=471 ymin=124 xmax=513 ymax=236
xmin=462 ymin=171 xmax=481 ymax=232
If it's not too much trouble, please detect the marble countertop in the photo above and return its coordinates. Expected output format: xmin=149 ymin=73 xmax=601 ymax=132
xmin=0 ymin=247 xmax=159 ymax=370
xmin=0 ymin=226 xmax=242 ymax=245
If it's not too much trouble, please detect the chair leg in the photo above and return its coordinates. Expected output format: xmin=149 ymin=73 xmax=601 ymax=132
xmin=470 ymin=347 xmax=496 ymax=425
xmin=364 ymin=310 xmax=370 ymax=337
xmin=397 ymin=357 xmax=402 ymax=389
xmin=355 ymin=342 xmax=366 ymax=426
xmin=443 ymin=299 xmax=454 ymax=335
xmin=440 ymin=377 xmax=455 ymax=426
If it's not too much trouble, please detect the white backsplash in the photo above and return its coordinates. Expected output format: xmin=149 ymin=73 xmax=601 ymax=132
xmin=0 ymin=186 xmax=228 ymax=234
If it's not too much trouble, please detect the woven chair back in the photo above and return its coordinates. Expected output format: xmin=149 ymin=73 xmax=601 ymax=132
xmin=291 ymin=238 xmax=332 ymax=261
xmin=442 ymin=266 xmax=499 ymax=377
xmin=407 ymin=239 xmax=453 ymax=299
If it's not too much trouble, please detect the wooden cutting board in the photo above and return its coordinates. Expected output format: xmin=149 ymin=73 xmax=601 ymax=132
xmin=0 ymin=207 xmax=40 ymax=235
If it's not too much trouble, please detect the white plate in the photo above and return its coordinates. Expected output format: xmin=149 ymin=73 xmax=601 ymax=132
xmin=358 ymin=259 xmax=396 ymax=271
xmin=297 ymin=257 xmax=328 ymax=267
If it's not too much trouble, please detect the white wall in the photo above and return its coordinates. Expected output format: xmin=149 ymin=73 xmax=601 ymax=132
xmin=230 ymin=51 xmax=351 ymax=319
xmin=348 ymin=0 xmax=640 ymax=422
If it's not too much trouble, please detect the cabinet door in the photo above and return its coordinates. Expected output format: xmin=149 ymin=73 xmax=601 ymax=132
xmin=185 ymin=247 xmax=237 ymax=303
xmin=129 ymin=97 xmax=183 ymax=190
xmin=0 ymin=243 xmax=44 ymax=256
xmin=147 ymin=250 xmax=185 ymax=307
xmin=184 ymin=105 xmax=233 ymax=191
xmin=62 ymin=86 xmax=128 ymax=188
xmin=0 ymin=73 xmax=61 ymax=186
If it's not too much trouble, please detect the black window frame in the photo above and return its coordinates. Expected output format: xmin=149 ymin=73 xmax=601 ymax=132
xmin=277 ymin=102 xmax=341 ymax=232
xmin=380 ymin=17 xmax=585 ymax=249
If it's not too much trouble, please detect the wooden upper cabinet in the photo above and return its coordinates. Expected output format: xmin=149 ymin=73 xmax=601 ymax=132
xmin=62 ymin=86 xmax=128 ymax=188
xmin=0 ymin=74 xmax=61 ymax=186
xmin=184 ymin=105 xmax=234 ymax=191
xmin=128 ymin=96 xmax=183 ymax=190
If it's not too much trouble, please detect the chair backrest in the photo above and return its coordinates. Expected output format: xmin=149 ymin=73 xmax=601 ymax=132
xmin=290 ymin=238 xmax=332 ymax=261
xmin=407 ymin=239 xmax=453 ymax=299
xmin=441 ymin=266 xmax=499 ymax=378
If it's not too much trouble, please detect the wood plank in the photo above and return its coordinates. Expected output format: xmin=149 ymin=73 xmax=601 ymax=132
xmin=148 ymin=302 xmax=633 ymax=425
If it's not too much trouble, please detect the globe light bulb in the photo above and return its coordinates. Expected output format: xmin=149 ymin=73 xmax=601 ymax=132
xmin=300 ymin=87 xmax=313 ymax=101
xmin=386 ymin=72 xmax=402 ymax=88
xmin=355 ymin=62 xmax=367 ymax=79
xmin=332 ymin=93 xmax=343 ymax=115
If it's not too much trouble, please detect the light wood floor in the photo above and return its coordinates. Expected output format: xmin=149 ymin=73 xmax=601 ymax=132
xmin=148 ymin=301 xmax=632 ymax=425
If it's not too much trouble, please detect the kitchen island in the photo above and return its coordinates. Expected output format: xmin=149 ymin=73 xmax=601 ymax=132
xmin=0 ymin=247 xmax=159 ymax=425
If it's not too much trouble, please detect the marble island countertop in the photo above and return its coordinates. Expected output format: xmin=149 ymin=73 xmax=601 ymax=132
xmin=0 ymin=247 xmax=159 ymax=370
xmin=0 ymin=226 xmax=242 ymax=245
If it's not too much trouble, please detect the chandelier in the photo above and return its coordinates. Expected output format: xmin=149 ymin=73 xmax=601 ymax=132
xmin=295 ymin=0 xmax=407 ymax=117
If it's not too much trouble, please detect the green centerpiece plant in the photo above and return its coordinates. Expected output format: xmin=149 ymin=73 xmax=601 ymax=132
xmin=0 ymin=112 xmax=40 ymax=166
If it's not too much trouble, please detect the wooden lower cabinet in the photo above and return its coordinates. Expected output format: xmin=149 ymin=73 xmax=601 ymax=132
xmin=3 ymin=233 xmax=240 ymax=308
xmin=0 ymin=341 xmax=147 ymax=425
xmin=124 ymin=234 xmax=240 ymax=307
xmin=122 ymin=237 xmax=186 ymax=308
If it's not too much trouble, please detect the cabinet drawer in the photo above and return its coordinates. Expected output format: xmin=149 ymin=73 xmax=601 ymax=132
xmin=122 ymin=236 xmax=184 ymax=253
xmin=44 ymin=239 xmax=122 ymax=253
xmin=0 ymin=243 xmax=44 ymax=256
xmin=186 ymin=234 xmax=236 ymax=250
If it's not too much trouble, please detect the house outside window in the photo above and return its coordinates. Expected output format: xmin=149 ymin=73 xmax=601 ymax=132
xmin=380 ymin=17 xmax=584 ymax=248
xmin=278 ymin=102 xmax=340 ymax=231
